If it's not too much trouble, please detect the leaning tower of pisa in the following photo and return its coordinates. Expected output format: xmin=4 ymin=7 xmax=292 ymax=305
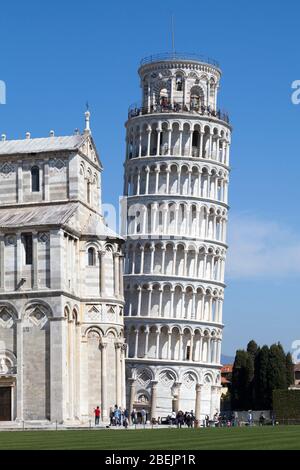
xmin=123 ymin=53 xmax=231 ymax=422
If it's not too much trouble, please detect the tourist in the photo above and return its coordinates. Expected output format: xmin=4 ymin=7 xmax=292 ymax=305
xmin=123 ymin=409 xmax=129 ymax=428
xmin=141 ymin=408 xmax=146 ymax=425
xmin=176 ymin=410 xmax=184 ymax=428
xmin=213 ymin=412 xmax=219 ymax=427
xmin=113 ymin=405 xmax=120 ymax=426
xmin=94 ymin=406 xmax=101 ymax=426
xmin=130 ymin=408 xmax=136 ymax=425
xmin=259 ymin=412 xmax=265 ymax=426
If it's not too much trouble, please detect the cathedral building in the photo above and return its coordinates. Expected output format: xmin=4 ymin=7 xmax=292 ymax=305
xmin=0 ymin=112 xmax=125 ymax=423
xmin=123 ymin=53 xmax=231 ymax=421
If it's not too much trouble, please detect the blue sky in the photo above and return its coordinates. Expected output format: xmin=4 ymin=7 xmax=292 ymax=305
xmin=1 ymin=0 xmax=300 ymax=357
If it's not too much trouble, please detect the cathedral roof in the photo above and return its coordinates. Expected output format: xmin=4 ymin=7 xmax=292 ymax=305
xmin=81 ymin=211 xmax=124 ymax=240
xmin=0 ymin=135 xmax=86 ymax=156
xmin=0 ymin=202 xmax=123 ymax=240
xmin=0 ymin=203 xmax=78 ymax=228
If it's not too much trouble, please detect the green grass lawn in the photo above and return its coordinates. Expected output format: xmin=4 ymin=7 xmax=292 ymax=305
xmin=0 ymin=426 xmax=300 ymax=450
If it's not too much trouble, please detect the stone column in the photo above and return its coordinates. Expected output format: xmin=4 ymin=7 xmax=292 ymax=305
xmin=140 ymin=246 xmax=145 ymax=274
xmin=100 ymin=250 xmax=106 ymax=296
xmin=80 ymin=335 xmax=89 ymax=420
xmin=170 ymin=76 xmax=174 ymax=106
xmin=131 ymin=249 xmax=136 ymax=274
xmin=115 ymin=342 xmax=122 ymax=407
xmin=150 ymin=380 xmax=158 ymax=420
xmin=179 ymin=333 xmax=183 ymax=361
xmin=138 ymin=133 xmax=142 ymax=158
xmin=147 ymin=130 xmax=151 ymax=156
xmin=167 ymin=128 xmax=171 ymax=154
xmin=172 ymin=248 xmax=177 ymax=276
xmin=156 ymin=130 xmax=161 ymax=156
xmin=128 ymin=378 xmax=136 ymax=416
xmin=179 ymin=130 xmax=183 ymax=156
xmin=147 ymin=288 xmax=152 ymax=316
xmin=101 ymin=341 xmax=108 ymax=420
xmin=190 ymin=333 xmax=194 ymax=359
xmin=119 ymin=254 xmax=124 ymax=298
xmin=134 ymin=329 xmax=139 ymax=358
xmin=144 ymin=328 xmax=149 ymax=358
xmin=137 ymin=286 xmax=142 ymax=316
xmin=150 ymin=244 xmax=155 ymax=272
xmin=145 ymin=167 xmax=150 ymax=193
xmin=0 ymin=234 xmax=5 ymax=292
xmin=166 ymin=168 xmax=170 ymax=193
xmin=195 ymin=383 xmax=202 ymax=422
xmin=113 ymin=253 xmax=120 ymax=298
xmin=16 ymin=233 xmax=22 ymax=288
xmin=32 ymin=231 xmax=38 ymax=290
xmin=121 ymin=344 xmax=127 ymax=409
xmin=188 ymin=131 xmax=193 ymax=156
xmin=199 ymin=132 xmax=203 ymax=158
xmin=155 ymin=167 xmax=160 ymax=193
xmin=50 ymin=318 xmax=66 ymax=422
xmin=16 ymin=319 xmax=23 ymax=420
xmin=183 ymin=249 xmax=188 ymax=277
xmin=155 ymin=330 xmax=160 ymax=359
xmin=159 ymin=288 xmax=163 ymax=317
xmin=199 ymin=336 xmax=203 ymax=362
xmin=50 ymin=229 xmax=64 ymax=290
xmin=43 ymin=161 xmax=49 ymax=201
xmin=168 ymin=331 xmax=172 ymax=359
xmin=170 ymin=289 xmax=175 ymax=318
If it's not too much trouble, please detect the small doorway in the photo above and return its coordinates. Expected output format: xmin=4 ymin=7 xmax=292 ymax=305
xmin=0 ymin=387 xmax=11 ymax=421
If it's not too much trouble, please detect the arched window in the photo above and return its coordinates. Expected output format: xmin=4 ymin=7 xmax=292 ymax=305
xmin=159 ymin=88 xmax=169 ymax=108
xmin=88 ymin=247 xmax=96 ymax=266
xmin=31 ymin=166 xmax=40 ymax=192
xmin=176 ymin=75 xmax=183 ymax=91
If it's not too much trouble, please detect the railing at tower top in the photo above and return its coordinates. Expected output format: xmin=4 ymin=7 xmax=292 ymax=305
xmin=140 ymin=52 xmax=220 ymax=68
xmin=128 ymin=102 xmax=230 ymax=124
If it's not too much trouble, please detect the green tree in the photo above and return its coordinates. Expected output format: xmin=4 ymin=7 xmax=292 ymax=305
xmin=231 ymin=350 xmax=252 ymax=410
xmin=267 ymin=343 xmax=287 ymax=408
xmin=233 ymin=341 xmax=293 ymax=411
xmin=246 ymin=340 xmax=259 ymax=406
xmin=247 ymin=340 xmax=259 ymax=361
xmin=254 ymin=345 xmax=270 ymax=409
xmin=286 ymin=352 xmax=294 ymax=387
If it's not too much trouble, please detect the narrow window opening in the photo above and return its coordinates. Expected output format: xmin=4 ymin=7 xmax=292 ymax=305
xmin=31 ymin=166 xmax=40 ymax=192
xmin=88 ymin=247 xmax=95 ymax=266
xmin=22 ymin=233 xmax=33 ymax=265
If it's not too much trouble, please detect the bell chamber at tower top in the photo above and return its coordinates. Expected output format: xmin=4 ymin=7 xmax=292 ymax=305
xmin=127 ymin=53 xmax=229 ymax=124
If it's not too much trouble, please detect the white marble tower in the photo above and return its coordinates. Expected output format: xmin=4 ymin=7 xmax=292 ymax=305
xmin=123 ymin=53 xmax=231 ymax=421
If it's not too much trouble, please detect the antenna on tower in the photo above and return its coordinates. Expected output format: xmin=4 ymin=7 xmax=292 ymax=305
xmin=171 ymin=14 xmax=175 ymax=56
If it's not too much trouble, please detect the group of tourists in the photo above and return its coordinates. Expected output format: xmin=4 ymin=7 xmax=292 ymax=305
xmin=170 ymin=410 xmax=196 ymax=427
xmin=129 ymin=102 xmax=229 ymax=123
xmin=109 ymin=405 xmax=130 ymax=427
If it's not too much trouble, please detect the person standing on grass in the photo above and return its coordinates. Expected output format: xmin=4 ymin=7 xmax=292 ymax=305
xmin=141 ymin=408 xmax=146 ymax=425
xmin=94 ymin=406 xmax=101 ymax=426
xmin=130 ymin=409 xmax=136 ymax=425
